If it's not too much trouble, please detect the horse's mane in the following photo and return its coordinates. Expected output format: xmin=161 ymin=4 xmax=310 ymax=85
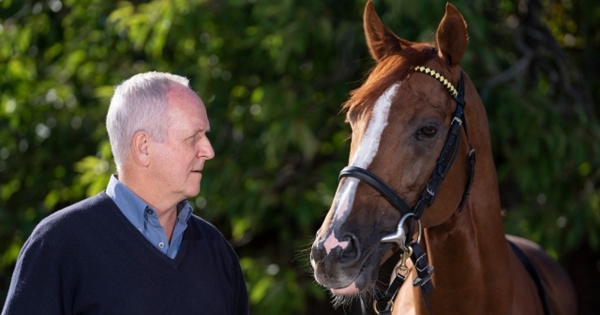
xmin=343 ymin=43 xmax=439 ymax=115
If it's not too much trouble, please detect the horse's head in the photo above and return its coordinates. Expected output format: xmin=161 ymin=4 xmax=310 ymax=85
xmin=311 ymin=1 xmax=477 ymax=299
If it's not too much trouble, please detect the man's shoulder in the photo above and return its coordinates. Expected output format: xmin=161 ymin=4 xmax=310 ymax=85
xmin=34 ymin=192 xmax=114 ymax=235
xmin=187 ymin=214 xmax=224 ymax=239
xmin=186 ymin=214 xmax=242 ymax=265
xmin=187 ymin=214 xmax=240 ymax=251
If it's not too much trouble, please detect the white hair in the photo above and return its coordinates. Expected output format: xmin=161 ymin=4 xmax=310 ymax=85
xmin=106 ymin=71 xmax=190 ymax=172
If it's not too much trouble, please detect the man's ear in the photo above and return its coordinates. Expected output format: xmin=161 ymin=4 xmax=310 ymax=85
xmin=131 ymin=131 xmax=151 ymax=167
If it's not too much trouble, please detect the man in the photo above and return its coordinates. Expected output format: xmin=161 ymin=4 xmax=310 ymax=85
xmin=2 ymin=72 xmax=249 ymax=315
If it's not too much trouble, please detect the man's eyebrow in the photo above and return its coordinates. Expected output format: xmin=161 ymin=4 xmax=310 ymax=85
xmin=191 ymin=128 xmax=210 ymax=136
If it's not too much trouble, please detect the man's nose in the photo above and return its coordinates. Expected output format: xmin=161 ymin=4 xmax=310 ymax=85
xmin=198 ymin=138 xmax=215 ymax=160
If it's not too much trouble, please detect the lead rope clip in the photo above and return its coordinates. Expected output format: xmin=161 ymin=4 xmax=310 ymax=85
xmin=373 ymin=246 xmax=413 ymax=315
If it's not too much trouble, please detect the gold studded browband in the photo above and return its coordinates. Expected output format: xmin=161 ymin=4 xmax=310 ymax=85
xmin=414 ymin=66 xmax=458 ymax=99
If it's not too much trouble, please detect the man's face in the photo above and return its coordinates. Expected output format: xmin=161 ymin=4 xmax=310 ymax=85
xmin=150 ymin=85 xmax=215 ymax=201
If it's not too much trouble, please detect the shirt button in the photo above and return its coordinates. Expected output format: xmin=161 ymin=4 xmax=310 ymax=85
xmin=145 ymin=209 xmax=153 ymax=215
xmin=158 ymin=242 xmax=165 ymax=249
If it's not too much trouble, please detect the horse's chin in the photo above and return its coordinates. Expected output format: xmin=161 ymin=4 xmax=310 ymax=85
xmin=326 ymin=264 xmax=377 ymax=298
xmin=331 ymin=282 xmax=361 ymax=295
xmin=329 ymin=244 xmax=395 ymax=296
xmin=330 ymin=287 xmax=375 ymax=309
xmin=329 ymin=277 xmax=378 ymax=309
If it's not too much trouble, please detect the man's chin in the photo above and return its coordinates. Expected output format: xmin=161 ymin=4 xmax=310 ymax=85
xmin=183 ymin=184 xmax=201 ymax=200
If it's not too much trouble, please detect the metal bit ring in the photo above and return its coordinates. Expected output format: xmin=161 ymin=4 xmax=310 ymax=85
xmin=381 ymin=212 xmax=418 ymax=252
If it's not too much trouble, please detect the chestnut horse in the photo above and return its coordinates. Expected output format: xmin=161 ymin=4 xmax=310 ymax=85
xmin=310 ymin=2 xmax=577 ymax=314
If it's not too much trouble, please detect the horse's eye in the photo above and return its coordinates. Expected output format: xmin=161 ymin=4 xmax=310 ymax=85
xmin=418 ymin=125 xmax=438 ymax=138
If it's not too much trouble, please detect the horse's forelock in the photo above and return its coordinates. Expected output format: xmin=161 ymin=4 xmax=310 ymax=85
xmin=342 ymin=44 xmax=438 ymax=115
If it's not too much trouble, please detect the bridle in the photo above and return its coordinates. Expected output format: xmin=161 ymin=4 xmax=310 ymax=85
xmin=340 ymin=66 xmax=475 ymax=224
xmin=338 ymin=65 xmax=476 ymax=314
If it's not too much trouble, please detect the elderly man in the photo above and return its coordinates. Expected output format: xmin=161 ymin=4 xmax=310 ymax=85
xmin=2 ymin=72 xmax=249 ymax=315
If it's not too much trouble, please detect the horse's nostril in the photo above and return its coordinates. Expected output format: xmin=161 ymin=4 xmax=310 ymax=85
xmin=339 ymin=233 xmax=361 ymax=265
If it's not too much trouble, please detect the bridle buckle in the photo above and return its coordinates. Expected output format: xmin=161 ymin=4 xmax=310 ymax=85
xmin=452 ymin=116 xmax=463 ymax=126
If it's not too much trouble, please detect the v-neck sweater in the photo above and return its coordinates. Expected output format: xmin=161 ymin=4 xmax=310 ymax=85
xmin=2 ymin=192 xmax=249 ymax=315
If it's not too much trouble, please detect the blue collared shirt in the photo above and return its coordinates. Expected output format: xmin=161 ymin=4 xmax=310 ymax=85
xmin=106 ymin=175 xmax=193 ymax=259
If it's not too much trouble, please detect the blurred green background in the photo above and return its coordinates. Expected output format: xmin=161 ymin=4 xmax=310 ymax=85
xmin=1 ymin=0 xmax=599 ymax=314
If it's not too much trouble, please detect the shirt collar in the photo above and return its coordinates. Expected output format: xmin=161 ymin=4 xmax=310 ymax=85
xmin=106 ymin=175 xmax=193 ymax=228
xmin=176 ymin=199 xmax=193 ymax=223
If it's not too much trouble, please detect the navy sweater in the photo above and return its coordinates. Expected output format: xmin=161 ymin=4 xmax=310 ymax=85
xmin=2 ymin=192 xmax=249 ymax=315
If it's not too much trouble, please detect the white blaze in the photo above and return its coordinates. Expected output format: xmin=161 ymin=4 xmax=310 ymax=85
xmin=322 ymin=82 xmax=400 ymax=253
xmin=350 ymin=82 xmax=401 ymax=168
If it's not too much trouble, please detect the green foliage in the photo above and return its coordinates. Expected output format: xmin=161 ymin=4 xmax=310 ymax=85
xmin=1 ymin=0 xmax=598 ymax=313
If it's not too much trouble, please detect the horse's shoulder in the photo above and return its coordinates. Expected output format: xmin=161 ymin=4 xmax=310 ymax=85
xmin=506 ymin=234 xmax=577 ymax=315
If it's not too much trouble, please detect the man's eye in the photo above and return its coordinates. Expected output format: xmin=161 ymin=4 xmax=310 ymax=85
xmin=187 ymin=135 xmax=198 ymax=143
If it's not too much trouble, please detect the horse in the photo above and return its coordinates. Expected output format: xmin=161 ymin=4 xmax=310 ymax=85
xmin=309 ymin=2 xmax=578 ymax=314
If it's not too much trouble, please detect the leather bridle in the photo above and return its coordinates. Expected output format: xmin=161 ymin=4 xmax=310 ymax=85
xmin=338 ymin=66 xmax=476 ymax=315
xmin=339 ymin=66 xmax=475 ymax=222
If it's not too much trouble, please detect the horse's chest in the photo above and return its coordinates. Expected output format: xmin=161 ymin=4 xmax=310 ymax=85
xmin=392 ymin=284 xmax=417 ymax=315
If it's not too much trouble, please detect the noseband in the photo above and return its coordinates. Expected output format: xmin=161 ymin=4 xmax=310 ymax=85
xmin=338 ymin=66 xmax=476 ymax=315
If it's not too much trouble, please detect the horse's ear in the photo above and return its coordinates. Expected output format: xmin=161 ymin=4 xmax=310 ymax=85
xmin=436 ymin=3 xmax=468 ymax=67
xmin=364 ymin=0 xmax=411 ymax=62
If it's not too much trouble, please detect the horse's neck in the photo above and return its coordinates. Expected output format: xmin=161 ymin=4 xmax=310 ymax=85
xmin=393 ymin=91 xmax=518 ymax=314
xmin=411 ymin=145 xmax=513 ymax=314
